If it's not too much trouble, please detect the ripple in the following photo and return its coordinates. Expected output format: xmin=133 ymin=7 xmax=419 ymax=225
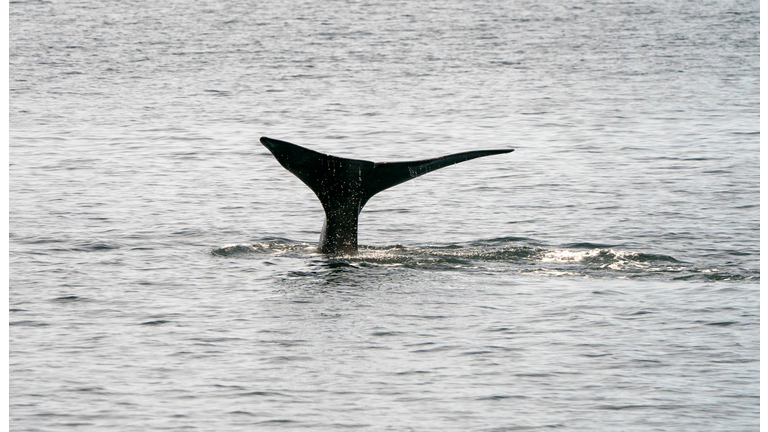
xmin=51 ymin=295 xmax=85 ymax=303
xmin=10 ymin=321 xmax=50 ymax=327
xmin=139 ymin=320 xmax=171 ymax=326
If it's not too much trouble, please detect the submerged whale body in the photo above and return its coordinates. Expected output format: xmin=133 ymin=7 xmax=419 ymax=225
xmin=260 ymin=136 xmax=514 ymax=255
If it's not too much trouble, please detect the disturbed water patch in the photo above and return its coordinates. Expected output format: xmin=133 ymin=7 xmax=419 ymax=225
xmin=211 ymin=238 xmax=756 ymax=282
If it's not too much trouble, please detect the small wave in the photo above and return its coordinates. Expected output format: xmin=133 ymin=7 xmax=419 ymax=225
xmin=211 ymin=241 xmax=315 ymax=257
xmin=140 ymin=320 xmax=171 ymax=326
xmin=211 ymin=243 xmax=268 ymax=256
xmin=10 ymin=321 xmax=50 ymax=327
xmin=62 ymin=241 xmax=121 ymax=252
xmin=563 ymin=242 xmax=619 ymax=249
xmin=51 ymin=295 xmax=86 ymax=303
xmin=468 ymin=236 xmax=535 ymax=246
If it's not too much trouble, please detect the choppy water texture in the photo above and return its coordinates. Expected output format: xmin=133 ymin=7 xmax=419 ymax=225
xmin=10 ymin=0 xmax=759 ymax=430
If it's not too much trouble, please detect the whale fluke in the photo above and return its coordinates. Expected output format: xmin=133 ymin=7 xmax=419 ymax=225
xmin=260 ymin=136 xmax=513 ymax=255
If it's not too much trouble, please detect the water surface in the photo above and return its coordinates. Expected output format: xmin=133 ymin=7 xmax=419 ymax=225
xmin=10 ymin=0 xmax=759 ymax=430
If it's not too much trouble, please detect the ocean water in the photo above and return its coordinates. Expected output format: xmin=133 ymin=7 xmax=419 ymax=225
xmin=9 ymin=0 xmax=759 ymax=430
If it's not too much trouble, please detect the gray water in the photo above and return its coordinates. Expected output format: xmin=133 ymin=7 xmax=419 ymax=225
xmin=10 ymin=0 xmax=759 ymax=430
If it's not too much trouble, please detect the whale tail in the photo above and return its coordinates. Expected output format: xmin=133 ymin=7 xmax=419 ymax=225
xmin=260 ymin=136 xmax=513 ymax=254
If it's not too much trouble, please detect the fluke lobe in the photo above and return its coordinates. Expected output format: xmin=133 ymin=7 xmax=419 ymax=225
xmin=260 ymin=136 xmax=514 ymax=255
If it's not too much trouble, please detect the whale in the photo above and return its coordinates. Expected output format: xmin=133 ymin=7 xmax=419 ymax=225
xmin=260 ymin=136 xmax=514 ymax=255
